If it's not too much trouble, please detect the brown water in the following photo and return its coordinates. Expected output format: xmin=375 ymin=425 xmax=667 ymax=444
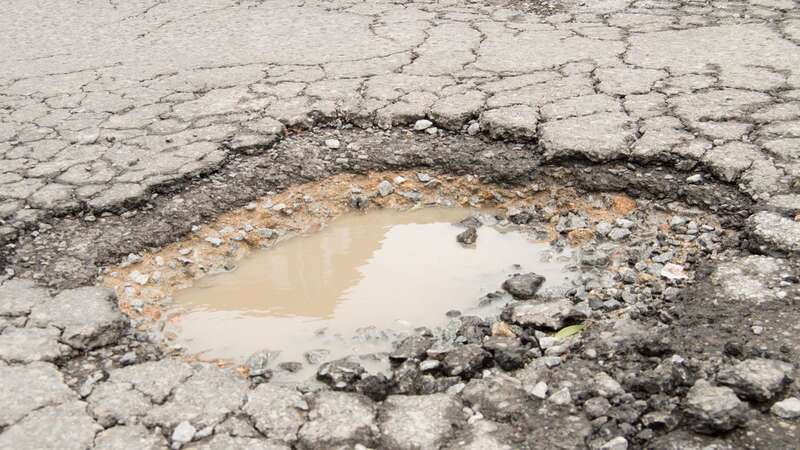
xmin=169 ymin=207 xmax=572 ymax=378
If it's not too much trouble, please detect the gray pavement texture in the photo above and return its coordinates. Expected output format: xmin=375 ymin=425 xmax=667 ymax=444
xmin=2 ymin=0 xmax=800 ymax=449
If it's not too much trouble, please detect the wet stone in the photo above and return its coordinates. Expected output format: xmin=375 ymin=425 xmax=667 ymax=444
xmin=716 ymin=358 xmax=794 ymax=402
xmin=508 ymin=299 xmax=587 ymax=330
xmin=298 ymin=391 xmax=377 ymax=448
xmin=246 ymin=350 xmax=279 ymax=377
xmin=502 ymin=272 xmax=546 ymax=299
xmin=317 ymin=358 xmax=366 ymax=389
xmin=482 ymin=336 xmax=531 ymax=371
xmin=390 ymin=335 xmax=433 ymax=362
xmin=457 ymin=226 xmax=478 ymax=245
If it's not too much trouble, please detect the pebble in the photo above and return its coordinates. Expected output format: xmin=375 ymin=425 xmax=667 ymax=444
xmin=414 ymin=119 xmax=433 ymax=131
xmin=600 ymin=436 xmax=629 ymax=450
xmin=171 ymin=421 xmax=196 ymax=449
xmin=529 ymin=381 xmax=548 ymax=399
xmin=205 ymin=237 xmax=223 ymax=247
xmin=771 ymin=397 xmax=800 ymax=419
xmin=377 ymin=180 xmax=394 ymax=197
xmin=467 ymin=122 xmax=481 ymax=135
xmin=325 ymin=138 xmax=341 ymax=149
xmin=548 ymin=388 xmax=572 ymax=405
xmin=456 ymin=227 xmax=477 ymax=245
xmin=752 ymin=325 xmax=764 ymax=335
xmin=416 ymin=173 xmax=432 ymax=183
xmin=686 ymin=174 xmax=703 ymax=183
xmin=608 ymin=228 xmax=631 ymax=241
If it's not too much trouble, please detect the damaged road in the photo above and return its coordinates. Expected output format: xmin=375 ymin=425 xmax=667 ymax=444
xmin=1 ymin=0 xmax=800 ymax=449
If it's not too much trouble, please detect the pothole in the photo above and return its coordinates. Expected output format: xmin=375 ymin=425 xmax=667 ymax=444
xmin=103 ymin=170 xmax=725 ymax=385
xmin=169 ymin=207 xmax=573 ymax=378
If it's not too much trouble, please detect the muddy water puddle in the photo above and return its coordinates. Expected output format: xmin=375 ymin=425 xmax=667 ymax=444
xmin=168 ymin=207 xmax=573 ymax=377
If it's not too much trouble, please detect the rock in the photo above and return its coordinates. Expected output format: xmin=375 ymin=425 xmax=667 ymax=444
xmin=466 ymin=122 xmax=481 ymax=136
xmin=482 ymin=336 xmax=530 ymax=371
xmin=771 ymin=397 xmax=800 ymax=419
xmin=457 ymin=316 xmax=491 ymax=344
xmin=324 ymin=138 xmax=341 ymax=149
xmin=548 ymin=388 xmax=572 ymax=405
xmin=298 ymin=391 xmax=376 ymax=448
xmin=94 ymin=425 xmax=168 ymax=450
xmin=171 ymin=421 xmax=197 ymax=448
xmin=717 ymin=358 xmax=793 ymax=402
xmin=457 ymin=227 xmax=478 ymax=245
xmin=601 ymin=436 xmax=629 ymax=450
xmin=243 ymin=384 xmax=308 ymax=443
xmin=355 ymin=373 xmax=391 ymax=401
xmin=529 ymin=381 xmax=548 ymax=399
xmin=317 ymin=358 xmax=366 ymax=389
xmin=416 ymin=173 xmax=432 ymax=183
xmin=379 ymin=394 xmax=464 ymax=450
xmin=683 ymin=379 xmax=748 ymax=434
xmin=607 ymin=227 xmax=631 ymax=241
xmin=350 ymin=193 xmax=369 ymax=209
xmin=593 ymin=372 xmax=625 ymax=398
xmin=304 ymin=349 xmax=331 ymax=365
xmin=246 ymin=350 xmax=279 ymax=377
xmin=414 ymin=119 xmax=433 ymax=131
xmin=508 ymin=299 xmax=587 ymax=330
xmin=442 ymin=343 xmax=491 ymax=377
xmin=0 ymin=401 xmax=101 ymax=450
xmin=377 ymin=180 xmax=394 ymax=197
xmin=501 ymin=273 xmax=546 ymax=299
xmin=390 ymin=335 xmax=433 ymax=361
xmin=28 ymin=287 xmax=128 ymax=350
xmin=584 ymin=396 xmax=611 ymax=419
xmin=205 ymin=237 xmax=223 ymax=247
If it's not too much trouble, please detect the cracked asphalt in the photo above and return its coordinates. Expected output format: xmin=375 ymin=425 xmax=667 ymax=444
xmin=2 ymin=0 xmax=800 ymax=448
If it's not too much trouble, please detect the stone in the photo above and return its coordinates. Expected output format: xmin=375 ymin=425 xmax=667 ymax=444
xmin=501 ymin=273 xmax=545 ymax=299
xmin=508 ymin=299 xmax=587 ymax=330
xmin=771 ymin=398 xmax=800 ymax=419
xmin=414 ymin=119 xmax=433 ymax=131
xmin=390 ymin=335 xmax=433 ymax=361
xmin=607 ymin=227 xmax=631 ymax=241
xmin=683 ymin=380 xmax=748 ymax=434
xmin=298 ymin=391 xmax=377 ymax=448
xmin=0 ymin=362 xmax=76 ymax=427
xmin=480 ymin=106 xmax=539 ymax=140
xmin=716 ymin=358 xmax=794 ymax=402
xmin=317 ymin=358 xmax=366 ymax=389
xmin=172 ymin=421 xmax=197 ymax=447
xmin=0 ymin=326 xmax=67 ymax=362
xmin=377 ymin=180 xmax=394 ymax=197
xmin=379 ymin=394 xmax=464 ymax=450
xmin=28 ymin=286 xmax=128 ymax=350
xmin=593 ymin=372 xmax=625 ymax=398
xmin=324 ymin=138 xmax=341 ymax=149
xmin=600 ymin=436 xmax=629 ymax=450
xmin=243 ymin=384 xmax=308 ymax=443
xmin=442 ymin=343 xmax=491 ymax=377
xmin=457 ymin=227 xmax=478 ymax=245
xmin=584 ymin=396 xmax=611 ymax=419
xmin=94 ymin=425 xmax=169 ymax=450
xmin=246 ymin=350 xmax=279 ymax=377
